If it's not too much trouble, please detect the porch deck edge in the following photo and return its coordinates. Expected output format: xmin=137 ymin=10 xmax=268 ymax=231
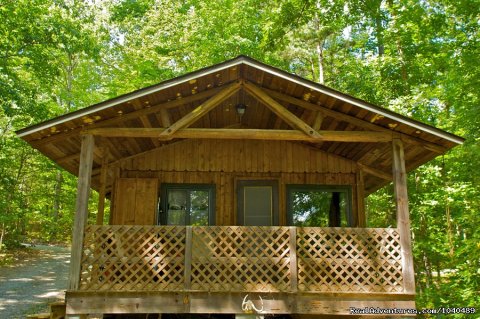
xmin=66 ymin=291 xmax=416 ymax=316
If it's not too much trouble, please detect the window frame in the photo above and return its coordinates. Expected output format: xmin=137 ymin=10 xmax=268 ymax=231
xmin=286 ymin=184 xmax=353 ymax=227
xmin=159 ymin=183 xmax=216 ymax=226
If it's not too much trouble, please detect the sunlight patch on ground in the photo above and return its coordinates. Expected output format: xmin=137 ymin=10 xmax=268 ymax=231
xmin=36 ymin=290 xmax=65 ymax=298
xmin=9 ymin=278 xmax=34 ymax=282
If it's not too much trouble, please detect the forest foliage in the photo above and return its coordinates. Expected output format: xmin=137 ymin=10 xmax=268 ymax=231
xmin=0 ymin=0 xmax=478 ymax=314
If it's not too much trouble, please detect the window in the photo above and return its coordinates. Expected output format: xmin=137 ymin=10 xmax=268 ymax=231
xmin=159 ymin=184 xmax=215 ymax=226
xmin=237 ymin=180 xmax=279 ymax=226
xmin=287 ymin=185 xmax=352 ymax=227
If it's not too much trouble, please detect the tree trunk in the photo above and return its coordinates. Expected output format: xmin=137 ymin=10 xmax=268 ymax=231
xmin=386 ymin=0 xmax=409 ymax=90
xmin=309 ymin=57 xmax=316 ymax=82
xmin=316 ymin=40 xmax=325 ymax=84
xmin=374 ymin=14 xmax=385 ymax=56
xmin=0 ymin=224 xmax=4 ymax=251
xmin=329 ymin=192 xmax=341 ymax=227
xmin=52 ymin=171 xmax=64 ymax=241
xmin=53 ymin=171 xmax=63 ymax=220
xmin=441 ymin=156 xmax=455 ymax=257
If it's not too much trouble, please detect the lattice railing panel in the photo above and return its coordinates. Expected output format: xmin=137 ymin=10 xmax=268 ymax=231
xmin=190 ymin=226 xmax=292 ymax=292
xmin=79 ymin=225 xmax=186 ymax=291
xmin=297 ymin=227 xmax=403 ymax=292
xmin=78 ymin=225 xmax=405 ymax=294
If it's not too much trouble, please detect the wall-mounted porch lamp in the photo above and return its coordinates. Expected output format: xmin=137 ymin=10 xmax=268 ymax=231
xmin=236 ymin=103 xmax=246 ymax=115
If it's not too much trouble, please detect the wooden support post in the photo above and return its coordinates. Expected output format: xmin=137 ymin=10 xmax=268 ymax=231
xmin=68 ymin=134 xmax=94 ymax=291
xmin=96 ymin=149 xmax=108 ymax=225
xmin=184 ymin=226 xmax=193 ymax=312
xmin=159 ymin=107 xmax=172 ymax=127
xmin=108 ymin=166 xmax=120 ymax=225
xmin=356 ymin=168 xmax=366 ymax=227
xmin=289 ymin=227 xmax=298 ymax=292
xmin=184 ymin=226 xmax=193 ymax=290
xmin=312 ymin=111 xmax=324 ymax=131
xmin=392 ymin=138 xmax=415 ymax=293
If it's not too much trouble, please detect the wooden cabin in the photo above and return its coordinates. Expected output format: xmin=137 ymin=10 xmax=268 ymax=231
xmin=17 ymin=56 xmax=463 ymax=318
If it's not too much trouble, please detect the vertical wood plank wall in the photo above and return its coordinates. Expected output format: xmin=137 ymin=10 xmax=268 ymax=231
xmin=112 ymin=178 xmax=158 ymax=225
xmin=111 ymin=139 xmax=364 ymax=226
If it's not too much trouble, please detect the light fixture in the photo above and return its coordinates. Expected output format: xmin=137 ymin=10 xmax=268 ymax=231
xmin=236 ymin=103 xmax=246 ymax=115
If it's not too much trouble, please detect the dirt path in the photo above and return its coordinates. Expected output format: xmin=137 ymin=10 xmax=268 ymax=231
xmin=0 ymin=245 xmax=70 ymax=318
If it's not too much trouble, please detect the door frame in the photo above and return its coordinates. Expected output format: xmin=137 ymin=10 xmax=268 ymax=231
xmin=236 ymin=179 xmax=279 ymax=226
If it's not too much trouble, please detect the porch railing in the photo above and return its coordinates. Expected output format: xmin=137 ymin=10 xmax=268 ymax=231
xmin=79 ymin=225 xmax=404 ymax=293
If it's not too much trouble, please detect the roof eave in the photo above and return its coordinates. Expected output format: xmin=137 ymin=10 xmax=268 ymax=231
xmin=16 ymin=56 xmax=250 ymax=138
xmin=16 ymin=55 xmax=464 ymax=146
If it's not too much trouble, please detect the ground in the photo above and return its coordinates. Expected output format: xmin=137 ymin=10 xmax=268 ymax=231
xmin=0 ymin=245 xmax=70 ymax=318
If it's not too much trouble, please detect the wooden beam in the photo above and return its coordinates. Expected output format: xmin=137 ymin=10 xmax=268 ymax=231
xmin=68 ymin=134 xmax=94 ymax=290
xmin=312 ymin=111 xmax=324 ymax=131
xmin=84 ymin=127 xmax=392 ymax=142
xmin=56 ymin=153 xmax=79 ymax=164
xmin=160 ymin=82 xmax=241 ymax=137
xmin=159 ymin=108 xmax=172 ymax=127
xmin=356 ymin=167 xmax=366 ymax=227
xmin=31 ymin=85 xmax=227 ymax=147
xmin=138 ymin=114 xmax=160 ymax=147
xmin=289 ymin=227 xmax=298 ymax=292
xmin=392 ymin=138 xmax=415 ymax=293
xmin=96 ymin=149 xmax=108 ymax=225
xmin=358 ymin=163 xmax=393 ymax=181
xmin=244 ymin=82 xmax=321 ymax=138
xmin=66 ymin=291 xmax=415 ymax=316
xmin=184 ymin=226 xmax=193 ymax=292
xmin=263 ymin=87 xmax=448 ymax=154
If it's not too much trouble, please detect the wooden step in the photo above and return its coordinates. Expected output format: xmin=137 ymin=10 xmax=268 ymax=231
xmin=50 ymin=300 xmax=66 ymax=319
xmin=26 ymin=313 xmax=50 ymax=319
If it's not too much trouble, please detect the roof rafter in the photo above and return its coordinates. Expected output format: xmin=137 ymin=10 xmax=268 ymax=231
xmin=30 ymin=85 xmax=228 ymax=147
xmin=244 ymin=82 xmax=322 ymax=138
xmin=160 ymin=82 xmax=241 ymax=137
xmin=262 ymin=87 xmax=448 ymax=154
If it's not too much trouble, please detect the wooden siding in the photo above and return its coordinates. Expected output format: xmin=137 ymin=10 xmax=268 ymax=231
xmin=119 ymin=139 xmax=356 ymax=173
xmin=111 ymin=178 xmax=158 ymax=225
xmin=109 ymin=139 xmax=362 ymax=226
xmin=118 ymin=171 xmax=355 ymax=226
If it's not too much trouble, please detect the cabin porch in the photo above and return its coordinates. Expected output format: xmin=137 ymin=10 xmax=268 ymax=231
xmin=65 ymin=225 xmax=415 ymax=316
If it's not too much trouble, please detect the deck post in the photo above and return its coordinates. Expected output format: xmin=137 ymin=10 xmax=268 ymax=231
xmin=392 ymin=138 xmax=415 ymax=293
xmin=68 ymin=134 xmax=95 ymax=290
xmin=184 ymin=226 xmax=193 ymax=290
xmin=289 ymin=227 xmax=298 ymax=292
xmin=96 ymin=148 xmax=108 ymax=225
xmin=356 ymin=167 xmax=366 ymax=227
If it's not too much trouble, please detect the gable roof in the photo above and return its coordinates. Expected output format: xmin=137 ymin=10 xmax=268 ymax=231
xmin=16 ymin=55 xmax=464 ymax=194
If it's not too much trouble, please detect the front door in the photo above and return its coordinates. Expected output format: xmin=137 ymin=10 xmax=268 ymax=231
xmin=237 ymin=180 xmax=279 ymax=226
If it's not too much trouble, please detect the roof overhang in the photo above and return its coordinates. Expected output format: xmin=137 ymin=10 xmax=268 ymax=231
xmin=16 ymin=55 xmax=464 ymax=194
